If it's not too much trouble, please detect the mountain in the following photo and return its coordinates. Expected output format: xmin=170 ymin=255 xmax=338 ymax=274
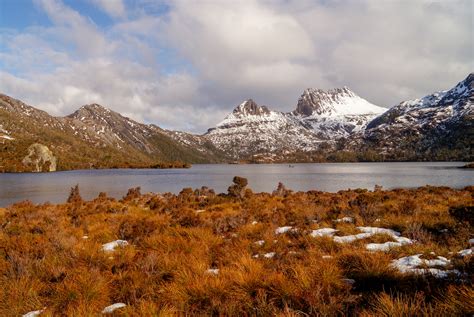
xmin=204 ymin=88 xmax=386 ymax=160
xmin=204 ymin=99 xmax=321 ymax=159
xmin=357 ymin=73 xmax=473 ymax=160
xmin=1 ymin=74 xmax=471 ymax=171
xmin=0 ymin=95 xmax=224 ymax=172
xmin=292 ymin=87 xmax=386 ymax=139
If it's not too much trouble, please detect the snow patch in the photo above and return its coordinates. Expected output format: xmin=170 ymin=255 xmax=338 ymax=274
xmin=102 ymin=240 xmax=129 ymax=252
xmin=366 ymin=242 xmax=405 ymax=252
xmin=391 ymin=254 xmax=459 ymax=278
xmin=23 ymin=309 xmax=45 ymax=317
xmin=458 ymin=248 xmax=473 ymax=257
xmin=275 ymin=226 xmax=294 ymax=234
xmin=310 ymin=228 xmax=338 ymax=237
xmin=335 ymin=217 xmax=354 ymax=223
xmin=313 ymin=226 xmax=414 ymax=250
xmin=334 ymin=233 xmax=373 ymax=243
xmin=206 ymin=268 xmax=219 ymax=275
xmin=254 ymin=240 xmax=265 ymax=246
xmin=102 ymin=303 xmax=126 ymax=314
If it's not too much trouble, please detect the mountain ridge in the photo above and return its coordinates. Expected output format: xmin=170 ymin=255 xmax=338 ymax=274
xmin=203 ymin=86 xmax=387 ymax=160
xmin=1 ymin=74 xmax=471 ymax=171
xmin=0 ymin=94 xmax=225 ymax=172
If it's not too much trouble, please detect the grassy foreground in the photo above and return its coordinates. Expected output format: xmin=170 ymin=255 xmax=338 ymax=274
xmin=0 ymin=179 xmax=473 ymax=316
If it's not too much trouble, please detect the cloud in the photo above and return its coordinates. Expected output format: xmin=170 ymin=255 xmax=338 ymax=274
xmin=0 ymin=0 xmax=472 ymax=133
xmin=89 ymin=0 xmax=126 ymax=18
xmin=162 ymin=0 xmax=472 ymax=109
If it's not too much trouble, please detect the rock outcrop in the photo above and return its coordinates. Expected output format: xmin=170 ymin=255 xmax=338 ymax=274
xmin=22 ymin=143 xmax=57 ymax=172
xmin=228 ymin=176 xmax=249 ymax=198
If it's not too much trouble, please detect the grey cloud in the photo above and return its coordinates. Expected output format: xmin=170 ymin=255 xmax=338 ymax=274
xmin=0 ymin=0 xmax=472 ymax=134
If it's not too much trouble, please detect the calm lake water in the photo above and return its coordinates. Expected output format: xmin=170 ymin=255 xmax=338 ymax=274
xmin=0 ymin=162 xmax=472 ymax=207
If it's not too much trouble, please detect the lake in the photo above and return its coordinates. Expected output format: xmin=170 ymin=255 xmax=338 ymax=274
xmin=0 ymin=162 xmax=472 ymax=207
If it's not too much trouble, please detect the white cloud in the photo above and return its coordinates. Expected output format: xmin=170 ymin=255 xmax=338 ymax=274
xmin=90 ymin=0 xmax=126 ymax=18
xmin=0 ymin=0 xmax=472 ymax=133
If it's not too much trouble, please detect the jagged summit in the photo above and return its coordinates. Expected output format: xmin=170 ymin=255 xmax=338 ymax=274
xmin=293 ymin=87 xmax=385 ymax=117
xmin=362 ymin=73 xmax=473 ymax=160
xmin=391 ymin=72 xmax=473 ymax=112
xmin=232 ymin=99 xmax=271 ymax=117
xmin=68 ymin=103 xmax=115 ymax=120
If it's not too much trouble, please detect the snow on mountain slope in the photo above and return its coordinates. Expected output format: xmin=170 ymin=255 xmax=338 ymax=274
xmin=366 ymin=73 xmax=472 ymax=135
xmin=205 ymin=89 xmax=387 ymax=159
xmin=292 ymin=88 xmax=386 ymax=138
xmin=205 ymin=99 xmax=323 ymax=159
xmin=360 ymin=73 xmax=473 ymax=159
xmin=67 ymin=103 xmax=156 ymax=152
xmin=294 ymin=87 xmax=385 ymax=116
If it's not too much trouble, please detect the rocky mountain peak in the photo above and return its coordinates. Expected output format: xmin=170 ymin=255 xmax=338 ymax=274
xmin=294 ymin=86 xmax=384 ymax=117
xmin=294 ymin=87 xmax=360 ymax=116
xmin=232 ymin=99 xmax=271 ymax=117
xmin=446 ymin=72 xmax=473 ymax=98
xmin=465 ymin=72 xmax=474 ymax=86
xmin=69 ymin=103 xmax=112 ymax=119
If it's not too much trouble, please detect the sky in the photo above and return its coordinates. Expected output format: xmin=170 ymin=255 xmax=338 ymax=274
xmin=0 ymin=0 xmax=472 ymax=133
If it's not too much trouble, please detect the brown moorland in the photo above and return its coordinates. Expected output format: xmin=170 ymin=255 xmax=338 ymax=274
xmin=0 ymin=179 xmax=473 ymax=316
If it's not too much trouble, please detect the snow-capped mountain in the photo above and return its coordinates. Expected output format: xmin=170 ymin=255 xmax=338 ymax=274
xmin=359 ymin=73 xmax=473 ymax=160
xmin=203 ymin=88 xmax=386 ymax=159
xmin=205 ymin=99 xmax=321 ymax=158
xmin=1 ymin=73 xmax=471 ymax=170
xmin=292 ymin=87 xmax=386 ymax=139
xmin=293 ymin=87 xmax=384 ymax=117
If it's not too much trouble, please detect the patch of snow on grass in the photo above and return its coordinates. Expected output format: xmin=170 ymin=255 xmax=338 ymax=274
xmin=331 ymin=226 xmax=413 ymax=250
xmin=102 ymin=303 xmax=126 ymax=314
xmin=254 ymin=240 xmax=265 ymax=246
xmin=334 ymin=233 xmax=372 ymax=243
xmin=335 ymin=217 xmax=354 ymax=223
xmin=357 ymin=226 xmax=400 ymax=236
xmin=102 ymin=240 xmax=129 ymax=252
xmin=275 ymin=226 xmax=294 ymax=234
xmin=391 ymin=254 xmax=459 ymax=278
xmin=458 ymin=248 xmax=473 ymax=257
xmin=263 ymin=252 xmax=276 ymax=258
xmin=23 ymin=309 xmax=45 ymax=317
xmin=366 ymin=242 xmax=404 ymax=252
xmin=310 ymin=228 xmax=338 ymax=237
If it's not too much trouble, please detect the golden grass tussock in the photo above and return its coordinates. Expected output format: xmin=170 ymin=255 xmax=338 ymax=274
xmin=0 ymin=182 xmax=472 ymax=315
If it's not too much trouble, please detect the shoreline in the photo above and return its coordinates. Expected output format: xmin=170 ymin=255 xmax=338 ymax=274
xmin=1 ymin=160 xmax=471 ymax=174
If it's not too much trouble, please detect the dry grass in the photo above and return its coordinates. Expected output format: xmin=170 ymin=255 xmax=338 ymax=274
xmin=0 ymin=183 xmax=472 ymax=316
